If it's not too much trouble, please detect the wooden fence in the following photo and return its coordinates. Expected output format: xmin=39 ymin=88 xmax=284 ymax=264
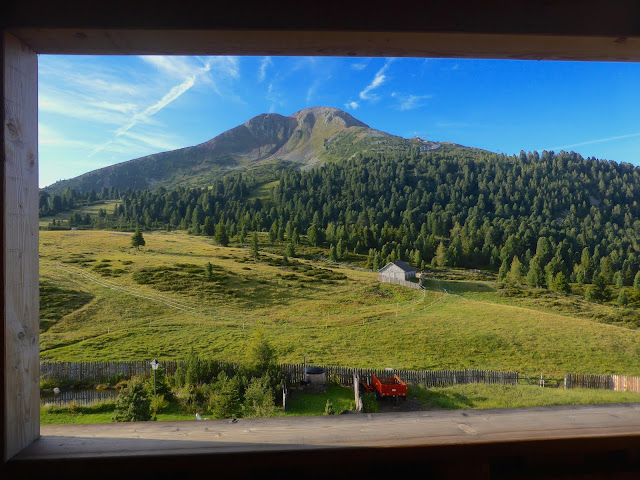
xmin=564 ymin=373 xmax=640 ymax=393
xmin=377 ymin=274 xmax=423 ymax=290
xmin=283 ymin=364 xmax=518 ymax=387
xmin=40 ymin=360 xmax=179 ymax=382
xmin=41 ymin=361 xmax=518 ymax=388
xmin=41 ymin=388 xmax=119 ymax=406
xmin=612 ymin=375 xmax=640 ymax=394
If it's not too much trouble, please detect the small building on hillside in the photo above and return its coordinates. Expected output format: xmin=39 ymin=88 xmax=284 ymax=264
xmin=378 ymin=261 xmax=417 ymax=281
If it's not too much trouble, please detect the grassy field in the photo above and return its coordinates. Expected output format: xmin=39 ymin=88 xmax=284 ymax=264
xmin=39 ymin=229 xmax=640 ymax=379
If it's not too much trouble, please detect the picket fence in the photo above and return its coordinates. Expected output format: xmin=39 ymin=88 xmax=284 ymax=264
xmin=564 ymin=373 xmax=640 ymax=393
xmin=41 ymin=361 xmax=518 ymax=388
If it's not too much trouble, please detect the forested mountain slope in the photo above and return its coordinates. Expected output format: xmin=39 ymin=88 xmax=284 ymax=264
xmin=41 ymin=143 xmax=640 ymax=302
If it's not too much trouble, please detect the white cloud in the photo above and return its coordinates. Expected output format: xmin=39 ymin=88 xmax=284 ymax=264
xmin=351 ymin=61 xmax=368 ymax=71
xmin=359 ymin=61 xmax=392 ymax=101
xmin=38 ymin=123 xmax=97 ymax=149
xmin=344 ymin=101 xmax=359 ymax=110
xmin=89 ymin=56 xmax=233 ymax=157
xmin=119 ymin=130 xmax=181 ymax=152
xmin=258 ymin=56 xmax=274 ymax=82
xmin=543 ymin=132 xmax=640 ymax=152
xmin=395 ymin=93 xmax=432 ymax=111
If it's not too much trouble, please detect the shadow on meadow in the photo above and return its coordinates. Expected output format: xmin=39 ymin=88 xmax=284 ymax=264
xmin=411 ymin=386 xmax=478 ymax=410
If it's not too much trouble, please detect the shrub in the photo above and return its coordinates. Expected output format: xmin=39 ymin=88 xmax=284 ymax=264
xmin=242 ymin=376 xmax=277 ymax=418
xmin=207 ymin=373 xmax=243 ymax=419
xmin=324 ymin=399 xmax=335 ymax=415
xmin=150 ymin=394 xmax=169 ymax=415
xmin=112 ymin=378 xmax=153 ymax=422
xmin=361 ymin=393 xmax=378 ymax=413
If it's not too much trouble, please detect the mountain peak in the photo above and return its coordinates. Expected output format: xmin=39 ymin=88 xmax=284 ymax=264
xmin=290 ymin=106 xmax=369 ymax=129
xmin=44 ymin=107 xmax=399 ymax=193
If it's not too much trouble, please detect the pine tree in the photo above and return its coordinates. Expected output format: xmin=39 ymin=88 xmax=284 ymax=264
xmin=553 ymin=271 xmax=570 ymax=293
xmin=251 ymin=232 xmax=259 ymax=259
xmin=435 ymin=242 xmax=448 ymax=267
xmin=526 ymin=255 xmax=544 ymax=287
xmin=214 ymin=220 xmax=229 ymax=246
xmin=112 ymin=378 xmax=152 ymax=422
xmin=617 ymin=289 xmax=628 ymax=306
xmin=507 ymin=256 xmax=524 ymax=285
xmin=286 ymin=242 xmax=295 ymax=258
xmin=498 ymin=258 xmax=509 ymax=282
xmin=307 ymin=224 xmax=319 ymax=247
xmin=131 ymin=228 xmax=145 ymax=250
xmin=329 ymin=244 xmax=337 ymax=261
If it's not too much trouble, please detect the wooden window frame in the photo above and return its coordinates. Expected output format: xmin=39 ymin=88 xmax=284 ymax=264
xmin=3 ymin=2 xmax=640 ymax=476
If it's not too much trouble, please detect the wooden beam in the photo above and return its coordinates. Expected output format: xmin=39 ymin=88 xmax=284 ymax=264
xmin=8 ymin=29 xmax=640 ymax=61
xmin=2 ymin=32 xmax=39 ymax=462
xmin=3 ymin=1 xmax=640 ymax=37
xmin=9 ymin=404 xmax=640 ymax=477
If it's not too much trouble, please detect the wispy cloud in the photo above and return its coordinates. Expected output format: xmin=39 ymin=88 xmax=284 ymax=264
xmin=258 ymin=56 xmax=273 ymax=82
xmin=266 ymin=81 xmax=285 ymax=112
xmin=39 ymin=123 xmax=97 ymax=149
xmin=351 ymin=61 xmax=369 ymax=71
xmin=89 ymin=56 xmax=238 ymax=157
xmin=391 ymin=92 xmax=432 ymax=111
xmin=543 ymin=132 xmax=640 ymax=152
xmin=359 ymin=60 xmax=392 ymax=101
xmin=344 ymin=101 xmax=359 ymax=110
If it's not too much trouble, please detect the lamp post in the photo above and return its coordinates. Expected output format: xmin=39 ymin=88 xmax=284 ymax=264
xmin=150 ymin=359 xmax=159 ymax=397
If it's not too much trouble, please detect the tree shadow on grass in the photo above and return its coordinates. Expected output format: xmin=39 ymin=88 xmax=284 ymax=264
xmin=422 ymin=279 xmax=496 ymax=295
xmin=412 ymin=386 xmax=476 ymax=410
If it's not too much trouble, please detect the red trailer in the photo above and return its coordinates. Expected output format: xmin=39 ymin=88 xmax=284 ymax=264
xmin=362 ymin=373 xmax=407 ymax=401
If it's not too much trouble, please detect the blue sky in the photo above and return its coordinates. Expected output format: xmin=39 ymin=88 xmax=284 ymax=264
xmin=38 ymin=55 xmax=640 ymax=188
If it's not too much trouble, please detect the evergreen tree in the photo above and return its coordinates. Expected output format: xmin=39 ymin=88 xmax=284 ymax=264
xmin=307 ymin=224 xmax=319 ymax=247
xmin=553 ymin=271 xmax=570 ymax=293
xmin=507 ymin=256 xmax=524 ymax=285
xmin=329 ymin=244 xmax=337 ymax=261
xmin=634 ymin=271 xmax=640 ymax=291
xmin=207 ymin=373 xmax=242 ymax=419
xmin=131 ymin=228 xmax=145 ymax=250
xmin=617 ymin=289 xmax=628 ymax=306
xmin=526 ymin=255 xmax=545 ymax=287
xmin=498 ymin=258 xmax=509 ymax=282
xmin=435 ymin=242 xmax=448 ymax=268
xmin=214 ymin=220 xmax=229 ymax=246
xmin=251 ymin=232 xmax=259 ymax=259
xmin=112 ymin=379 xmax=152 ymax=422
xmin=286 ymin=242 xmax=295 ymax=258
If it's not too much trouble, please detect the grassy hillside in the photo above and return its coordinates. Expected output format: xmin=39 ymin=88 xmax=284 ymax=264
xmin=39 ymin=230 xmax=640 ymax=378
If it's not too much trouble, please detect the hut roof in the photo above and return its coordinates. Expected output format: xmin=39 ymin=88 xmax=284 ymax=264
xmin=379 ymin=261 xmax=416 ymax=273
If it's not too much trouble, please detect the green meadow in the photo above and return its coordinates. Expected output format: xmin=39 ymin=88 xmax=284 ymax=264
xmin=39 ymin=230 xmax=640 ymax=379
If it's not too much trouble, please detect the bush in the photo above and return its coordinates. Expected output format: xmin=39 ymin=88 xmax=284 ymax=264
xmin=324 ymin=399 xmax=335 ymax=415
xmin=361 ymin=393 xmax=378 ymax=413
xmin=150 ymin=394 xmax=169 ymax=415
xmin=242 ymin=376 xmax=277 ymax=418
xmin=206 ymin=373 xmax=243 ymax=419
xmin=173 ymin=384 xmax=202 ymax=413
xmin=112 ymin=378 xmax=153 ymax=422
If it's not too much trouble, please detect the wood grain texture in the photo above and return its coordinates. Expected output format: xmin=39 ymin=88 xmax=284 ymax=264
xmin=16 ymin=403 xmax=640 ymax=459
xmin=9 ymin=29 xmax=640 ymax=61
xmin=3 ymin=32 xmax=39 ymax=462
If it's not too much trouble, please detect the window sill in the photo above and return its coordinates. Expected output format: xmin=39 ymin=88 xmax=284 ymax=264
xmin=9 ymin=403 xmax=640 ymax=478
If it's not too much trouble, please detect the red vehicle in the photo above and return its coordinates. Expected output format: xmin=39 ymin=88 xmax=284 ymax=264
xmin=362 ymin=373 xmax=407 ymax=401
